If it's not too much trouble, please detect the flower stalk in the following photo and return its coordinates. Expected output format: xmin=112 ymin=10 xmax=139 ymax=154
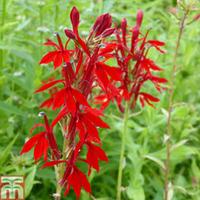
xmin=0 ymin=0 xmax=6 ymax=67
xmin=117 ymin=102 xmax=129 ymax=200
xmin=164 ymin=7 xmax=189 ymax=200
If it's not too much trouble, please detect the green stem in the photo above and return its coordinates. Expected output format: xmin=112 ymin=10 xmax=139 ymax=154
xmin=0 ymin=0 xmax=6 ymax=67
xmin=117 ymin=102 xmax=129 ymax=200
xmin=54 ymin=1 xmax=59 ymax=30
xmin=54 ymin=122 xmax=69 ymax=200
xmin=164 ymin=9 xmax=189 ymax=200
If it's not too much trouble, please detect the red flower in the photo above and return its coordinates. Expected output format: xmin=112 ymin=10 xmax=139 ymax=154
xmin=85 ymin=142 xmax=108 ymax=174
xmin=20 ymin=131 xmax=48 ymax=161
xmin=64 ymin=166 xmax=91 ymax=199
xmin=21 ymin=113 xmax=60 ymax=161
xmin=39 ymin=34 xmax=71 ymax=69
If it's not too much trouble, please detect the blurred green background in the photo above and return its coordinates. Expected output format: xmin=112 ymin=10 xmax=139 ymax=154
xmin=0 ymin=0 xmax=200 ymax=199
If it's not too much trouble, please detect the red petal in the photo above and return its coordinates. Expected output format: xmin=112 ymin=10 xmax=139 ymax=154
xmin=77 ymin=167 xmax=91 ymax=193
xmin=53 ymin=52 xmax=63 ymax=68
xmin=71 ymin=89 xmax=89 ymax=106
xmin=39 ymin=51 xmax=57 ymax=65
xmin=35 ymin=79 xmax=64 ymax=93
xmin=41 ymin=160 xmax=67 ymax=168
xmin=82 ymin=117 xmax=101 ymax=143
xmin=93 ymin=145 xmax=108 ymax=162
xmin=66 ymin=89 xmax=77 ymax=115
xmin=52 ymin=89 xmax=66 ymax=110
xmin=43 ymin=138 xmax=49 ymax=161
xmin=40 ymin=98 xmax=54 ymax=108
xmin=62 ymin=51 xmax=70 ymax=63
xmin=30 ymin=123 xmax=44 ymax=134
xmin=84 ymin=112 xmax=109 ymax=128
xmin=140 ymin=92 xmax=160 ymax=102
xmin=148 ymin=40 xmax=165 ymax=46
xmin=51 ymin=106 xmax=68 ymax=127
xmin=44 ymin=39 xmax=59 ymax=49
xmin=33 ymin=135 xmax=47 ymax=161
xmin=20 ymin=132 xmax=44 ymax=155
xmin=99 ymin=62 xmax=122 ymax=81
xmin=75 ymin=50 xmax=83 ymax=75
xmin=150 ymin=76 xmax=167 ymax=83
xmin=96 ymin=64 xmax=109 ymax=89
xmin=76 ymin=36 xmax=90 ymax=56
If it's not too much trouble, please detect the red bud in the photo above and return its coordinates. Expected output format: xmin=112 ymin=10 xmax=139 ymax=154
xmin=64 ymin=28 xmax=76 ymax=39
xmin=92 ymin=13 xmax=112 ymax=36
xmin=101 ymin=28 xmax=115 ymax=38
xmin=136 ymin=9 xmax=143 ymax=27
xmin=193 ymin=13 xmax=200 ymax=21
xmin=121 ymin=18 xmax=127 ymax=46
xmin=70 ymin=7 xmax=80 ymax=34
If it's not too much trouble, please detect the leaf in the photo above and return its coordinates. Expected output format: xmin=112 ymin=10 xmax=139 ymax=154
xmin=0 ymin=22 xmax=18 ymax=33
xmin=144 ymin=155 xmax=165 ymax=170
xmin=0 ymin=101 xmax=25 ymax=116
xmin=25 ymin=165 xmax=37 ymax=198
xmin=127 ymin=186 xmax=145 ymax=200
xmin=0 ymin=134 xmax=18 ymax=165
xmin=16 ymin=19 xmax=31 ymax=31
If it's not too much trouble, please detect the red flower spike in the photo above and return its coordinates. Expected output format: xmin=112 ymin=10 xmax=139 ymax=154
xmin=21 ymin=6 xmax=167 ymax=200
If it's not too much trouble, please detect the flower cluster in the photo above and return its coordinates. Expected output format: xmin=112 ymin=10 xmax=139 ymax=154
xmin=20 ymin=7 xmax=166 ymax=199
xmin=95 ymin=10 xmax=167 ymax=111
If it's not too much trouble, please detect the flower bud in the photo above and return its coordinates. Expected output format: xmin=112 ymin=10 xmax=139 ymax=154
xmin=101 ymin=28 xmax=115 ymax=38
xmin=64 ymin=28 xmax=76 ymax=39
xmin=136 ymin=9 xmax=143 ymax=27
xmin=70 ymin=7 xmax=80 ymax=34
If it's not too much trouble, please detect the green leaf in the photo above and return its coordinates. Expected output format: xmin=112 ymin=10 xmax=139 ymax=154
xmin=144 ymin=155 xmax=165 ymax=169
xmin=25 ymin=165 xmax=37 ymax=198
xmin=0 ymin=134 xmax=18 ymax=165
xmin=0 ymin=102 xmax=25 ymax=116
xmin=127 ymin=185 xmax=145 ymax=200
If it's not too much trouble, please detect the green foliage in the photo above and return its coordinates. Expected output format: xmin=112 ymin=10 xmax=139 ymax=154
xmin=0 ymin=0 xmax=200 ymax=199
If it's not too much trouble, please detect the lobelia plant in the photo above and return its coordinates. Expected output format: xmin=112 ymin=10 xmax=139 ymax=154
xmin=20 ymin=6 xmax=167 ymax=200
